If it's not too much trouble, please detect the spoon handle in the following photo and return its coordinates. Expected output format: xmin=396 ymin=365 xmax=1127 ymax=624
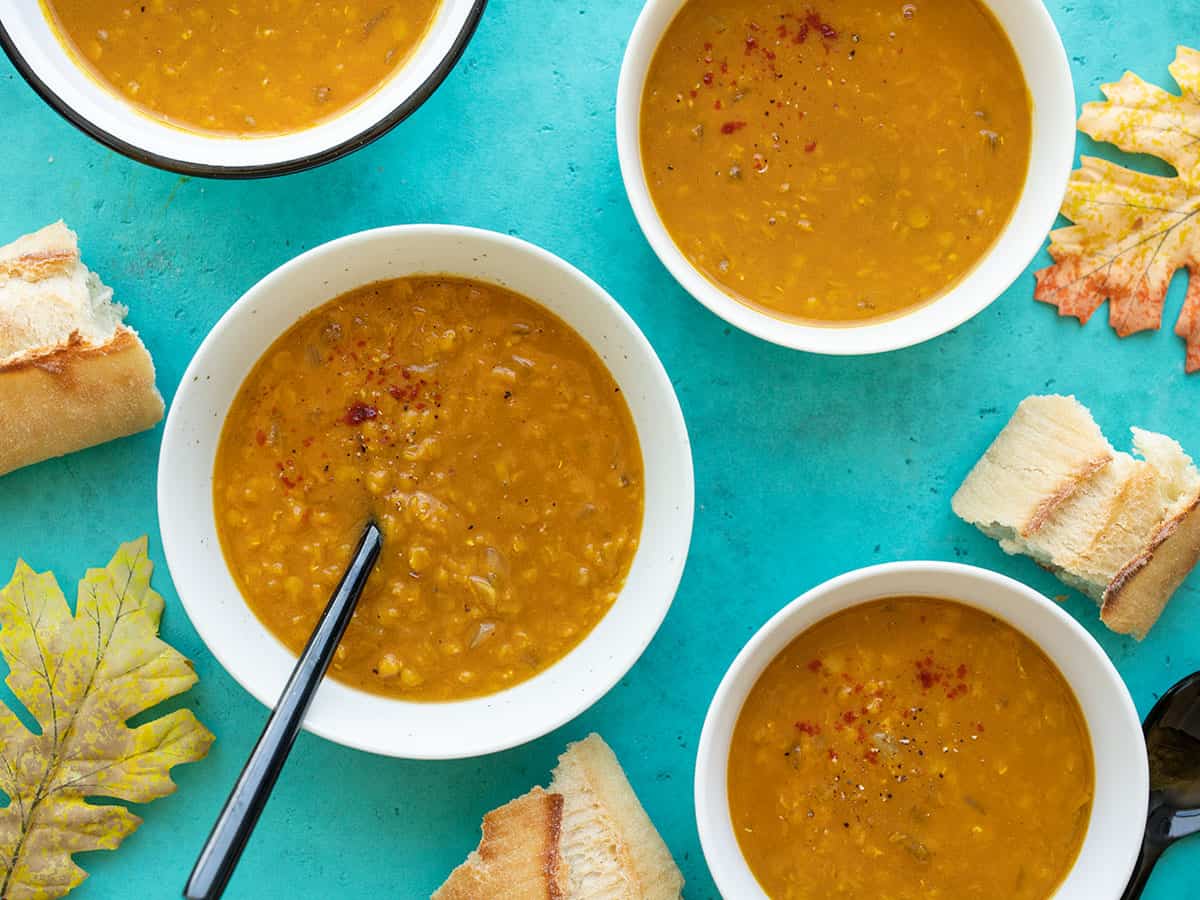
xmin=1120 ymin=835 xmax=1165 ymax=900
xmin=183 ymin=521 xmax=383 ymax=900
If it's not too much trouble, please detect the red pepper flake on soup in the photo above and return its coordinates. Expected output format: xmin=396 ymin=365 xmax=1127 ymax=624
xmin=344 ymin=401 xmax=379 ymax=425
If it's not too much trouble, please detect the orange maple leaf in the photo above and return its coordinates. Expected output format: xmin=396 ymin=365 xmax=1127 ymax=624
xmin=1035 ymin=46 xmax=1200 ymax=372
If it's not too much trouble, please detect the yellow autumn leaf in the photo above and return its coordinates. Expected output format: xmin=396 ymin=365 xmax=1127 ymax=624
xmin=0 ymin=538 xmax=214 ymax=900
xmin=1035 ymin=45 xmax=1200 ymax=372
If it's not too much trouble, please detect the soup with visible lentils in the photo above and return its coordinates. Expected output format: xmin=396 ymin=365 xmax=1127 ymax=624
xmin=41 ymin=0 xmax=441 ymax=135
xmin=213 ymin=276 xmax=644 ymax=701
xmin=641 ymin=0 xmax=1032 ymax=322
xmin=728 ymin=597 xmax=1093 ymax=899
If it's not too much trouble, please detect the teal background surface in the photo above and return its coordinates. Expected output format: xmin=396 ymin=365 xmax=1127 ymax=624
xmin=1 ymin=1 xmax=1198 ymax=897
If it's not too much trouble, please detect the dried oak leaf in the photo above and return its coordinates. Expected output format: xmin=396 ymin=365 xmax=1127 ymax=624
xmin=0 ymin=538 xmax=213 ymax=900
xmin=1035 ymin=46 xmax=1200 ymax=371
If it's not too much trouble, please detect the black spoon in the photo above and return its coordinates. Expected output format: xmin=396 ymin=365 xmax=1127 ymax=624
xmin=183 ymin=521 xmax=383 ymax=900
xmin=1121 ymin=670 xmax=1200 ymax=900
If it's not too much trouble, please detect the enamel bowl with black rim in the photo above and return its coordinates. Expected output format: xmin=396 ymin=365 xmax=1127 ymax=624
xmin=158 ymin=225 xmax=694 ymax=758
xmin=0 ymin=0 xmax=485 ymax=178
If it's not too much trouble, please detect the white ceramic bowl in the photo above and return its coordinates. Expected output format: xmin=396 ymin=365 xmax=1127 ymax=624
xmin=158 ymin=225 xmax=694 ymax=758
xmin=695 ymin=562 xmax=1147 ymax=899
xmin=616 ymin=0 xmax=1076 ymax=354
xmin=0 ymin=0 xmax=485 ymax=177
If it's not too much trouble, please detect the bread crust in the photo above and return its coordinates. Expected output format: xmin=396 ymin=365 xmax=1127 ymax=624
xmin=433 ymin=788 xmax=567 ymax=900
xmin=1102 ymin=495 xmax=1200 ymax=639
xmin=0 ymin=221 xmax=161 ymax=476
xmin=0 ymin=220 xmax=77 ymax=283
xmin=0 ymin=328 xmax=164 ymax=477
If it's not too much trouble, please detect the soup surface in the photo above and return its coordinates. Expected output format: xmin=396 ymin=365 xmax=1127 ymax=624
xmin=728 ymin=597 xmax=1093 ymax=899
xmin=41 ymin=0 xmax=441 ymax=135
xmin=641 ymin=0 xmax=1032 ymax=322
xmin=213 ymin=276 xmax=644 ymax=700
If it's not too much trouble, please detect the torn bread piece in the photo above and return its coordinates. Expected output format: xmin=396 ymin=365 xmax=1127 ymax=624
xmin=434 ymin=735 xmax=683 ymax=900
xmin=550 ymin=735 xmax=684 ymax=900
xmin=953 ymin=395 xmax=1200 ymax=639
xmin=1102 ymin=429 xmax=1200 ymax=637
xmin=432 ymin=788 xmax=567 ymax=900
xmin=950 ymin=394 xmax=1114 ymax=539
xmin=0 ymin=221 xmax=163 ymax=477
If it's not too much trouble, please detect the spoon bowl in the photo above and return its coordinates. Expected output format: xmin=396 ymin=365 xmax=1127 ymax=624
xmin=1121 ymin=670 xmax=1200 ymax=900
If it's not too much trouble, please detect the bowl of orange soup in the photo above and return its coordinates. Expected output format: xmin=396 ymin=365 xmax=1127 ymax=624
xmin=0 ymin=0 xmax=485 ymax=176
xmin=695 ymin=562 xmax=1148 ymax=900
xmin=157 ymin=225 xmax=694 ymax=757
xmin=616 ymin=0 xmax=1075 ymax=354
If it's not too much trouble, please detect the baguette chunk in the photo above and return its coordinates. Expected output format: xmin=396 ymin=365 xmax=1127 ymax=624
xmin=0 ymin=222 xmax=162 ymax=476
xmin=433 ymin=788 xmax=567 ymax=900
xmin=953 ymin=395 xmax=1200 ymax=638
xmin=550 ymin=736 xmax=684 ymax=900
xmin=433 ymin=735 xmax=682 ymax=900
xmin=951 ymin=395 xmax=1113 ymax=539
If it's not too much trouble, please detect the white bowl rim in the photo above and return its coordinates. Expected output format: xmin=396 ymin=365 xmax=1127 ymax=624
xmin=157 ymin=224 xmax=695 ymax=758
xmin=615 ymin=0 xmax=1077 ymax=355
xmin=0 ymin=0 xmax=487 ymax=178
xmin=694 ymin=561 xmax=1148 ymax=899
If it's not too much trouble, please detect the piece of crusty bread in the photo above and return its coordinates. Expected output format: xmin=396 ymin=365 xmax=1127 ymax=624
xmin=0 ymin=221 xmax=163 ymax=476
xmin=951 ymin=394 xmax=1113 ymax=539
xmin=1102 ymin=429 xmax=1200 ymax=637
xmin=433 ymin=788 xmax=568 ymax=900
xmin=434 ymin=735 xmax=683 ymax=900
xmin=953 ymin=395 xmax=1200 ymax=639
xmin=550 ymin=735 xmax=684 ymax=900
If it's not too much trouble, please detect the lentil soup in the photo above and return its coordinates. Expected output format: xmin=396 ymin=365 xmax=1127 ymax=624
xmin=728 ymin=596 xmax=1093 ymax=899
xmin=40 ymin=0 xmax=441 ymax=135
xmin=641 ymin=0 xmax=1032 ymax=323
xmin=213 ymin=276 xmax=644 ymax=701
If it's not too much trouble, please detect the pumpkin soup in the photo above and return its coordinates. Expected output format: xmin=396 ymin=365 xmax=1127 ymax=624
xmin=213 ymin=276 xmax=644 ymax=701
xmin=40 ymin=0 xmax=441 ymax=135
xmin=728 ymin=597 xmax=1093 ymax=899
xmin=641 ymin=0 xmax=1032 ymax=322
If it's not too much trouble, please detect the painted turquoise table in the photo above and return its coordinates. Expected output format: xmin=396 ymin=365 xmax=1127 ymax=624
xmin=1 ymin=2 xmax=1198 ymax=898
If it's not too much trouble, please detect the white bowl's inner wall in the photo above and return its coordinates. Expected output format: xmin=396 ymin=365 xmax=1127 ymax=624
xmin=3 ymin=0 xmax=477 ymax=167
xmin=160 ymin=227 xmax=693 ymax=758
xmin=616 ymin=0 xmax=1076 ymax=354
xmin=695 ymin=565 xmax=1147 ymax=900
